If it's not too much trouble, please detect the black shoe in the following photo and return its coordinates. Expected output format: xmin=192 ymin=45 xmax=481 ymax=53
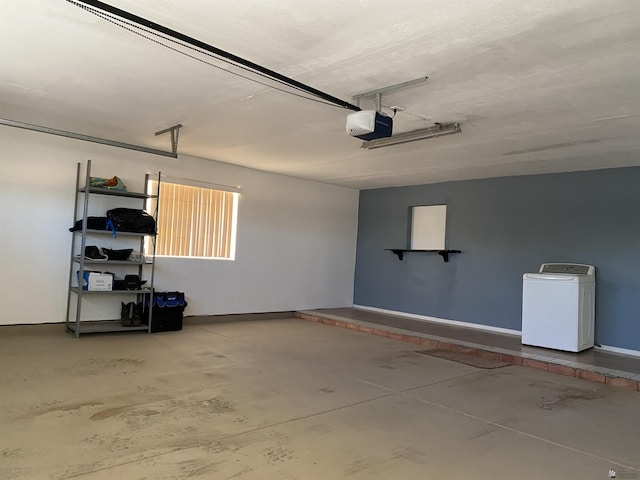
xmin=84 ymin=246 xmax=108 ymax=261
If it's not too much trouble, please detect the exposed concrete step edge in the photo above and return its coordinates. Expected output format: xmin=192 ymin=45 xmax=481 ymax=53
xmin=295 ymin=311 xmax=640 ymax=392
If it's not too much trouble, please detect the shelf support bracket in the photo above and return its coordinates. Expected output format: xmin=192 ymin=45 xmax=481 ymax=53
xmin=390 ymin=249 xmax=405 ymax=261
xmin=155 ymin=124 xmax=182 ymax=155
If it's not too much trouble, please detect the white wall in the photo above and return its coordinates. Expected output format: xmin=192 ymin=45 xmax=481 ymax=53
xmin=0 ymin=127 xmax=359 ymax=325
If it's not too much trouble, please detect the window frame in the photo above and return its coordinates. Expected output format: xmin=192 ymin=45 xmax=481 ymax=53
xmin=146 ymin=178 xmax=240 ymax=260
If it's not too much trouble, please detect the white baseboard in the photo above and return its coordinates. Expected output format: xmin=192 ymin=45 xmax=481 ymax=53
xmin=352 ymin=304 xmax=522 ymax=337
xmin=595 ymin=344 xmax=640 ymax=358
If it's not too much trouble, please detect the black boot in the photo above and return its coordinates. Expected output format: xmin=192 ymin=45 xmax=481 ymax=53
xmin=121 ymin=302 xmax=134 ymax=326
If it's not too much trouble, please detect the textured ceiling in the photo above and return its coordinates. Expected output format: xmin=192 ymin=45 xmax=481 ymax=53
xmin=1 ymin=0 xmax=639 ymax=189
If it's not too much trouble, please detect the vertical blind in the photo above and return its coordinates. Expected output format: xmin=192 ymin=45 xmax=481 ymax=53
xmin=149 ymin=181 xmax=236 ymax=258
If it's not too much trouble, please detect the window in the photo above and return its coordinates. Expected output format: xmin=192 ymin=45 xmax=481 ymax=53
xmin=147 ymin=180 xmax=239 ymax=259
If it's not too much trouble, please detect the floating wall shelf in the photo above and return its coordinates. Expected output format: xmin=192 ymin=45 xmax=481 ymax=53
xmin=385 ymin=249 xmax=462 ymax=262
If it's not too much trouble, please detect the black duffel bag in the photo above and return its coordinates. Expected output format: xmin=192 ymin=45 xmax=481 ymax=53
xmin=106 ymin=208 xmax=156 ymax=234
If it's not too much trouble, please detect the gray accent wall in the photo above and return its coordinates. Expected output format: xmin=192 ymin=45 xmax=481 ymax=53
xmin=354 ymin=167 xmax=640 ymax=352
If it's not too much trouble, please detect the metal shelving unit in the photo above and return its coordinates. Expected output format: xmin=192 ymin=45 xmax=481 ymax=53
xmin=65 ymin=160 xmax=161 ymax=337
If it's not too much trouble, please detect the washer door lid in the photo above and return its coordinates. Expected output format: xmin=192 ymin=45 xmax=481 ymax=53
xmin=523 ymin=273 xmax=576 ymax=281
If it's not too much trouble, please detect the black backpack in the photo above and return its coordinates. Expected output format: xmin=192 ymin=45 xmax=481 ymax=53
xmin=106 ymin=208 xmax=156 ymax=234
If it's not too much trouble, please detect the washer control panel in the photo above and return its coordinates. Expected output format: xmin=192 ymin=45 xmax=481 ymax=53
xmin=540 ymin=263 xmax=592 ymax=275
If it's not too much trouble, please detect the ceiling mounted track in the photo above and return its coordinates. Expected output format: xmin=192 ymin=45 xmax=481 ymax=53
xmin=66 ymin=0 xmax=361 ymax=112
xmin=0 ymin=118 xmax=177 ymax=158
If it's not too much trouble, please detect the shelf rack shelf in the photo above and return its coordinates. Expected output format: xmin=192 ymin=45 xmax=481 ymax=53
xmin=75 ymin=229 xmax=155 ymax=238
xmin=73 ymin=256 xmax=152 ymax=266
xmin=67 ymin=320 xmax=149 ymax=334
xmin=77 ymin=186 xmax=158 ymax=199
xmin=70 ymin=287 xmax=152 ymax=295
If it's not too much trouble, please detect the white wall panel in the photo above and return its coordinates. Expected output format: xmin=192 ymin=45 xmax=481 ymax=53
xmin=0 ymin=128 xmax=359 ymax=324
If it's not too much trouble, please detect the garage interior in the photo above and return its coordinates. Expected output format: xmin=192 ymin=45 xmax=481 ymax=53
xmin=2 ymin=1 xmax=640 ymax=479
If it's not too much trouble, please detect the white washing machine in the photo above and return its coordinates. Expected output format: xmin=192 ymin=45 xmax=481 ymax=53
xmin=522 ymin=263 xmax=595 ymax=352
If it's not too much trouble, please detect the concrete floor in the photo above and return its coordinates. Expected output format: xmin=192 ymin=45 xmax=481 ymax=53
xmin=1 ymin=316 xmax=639 ymax=480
